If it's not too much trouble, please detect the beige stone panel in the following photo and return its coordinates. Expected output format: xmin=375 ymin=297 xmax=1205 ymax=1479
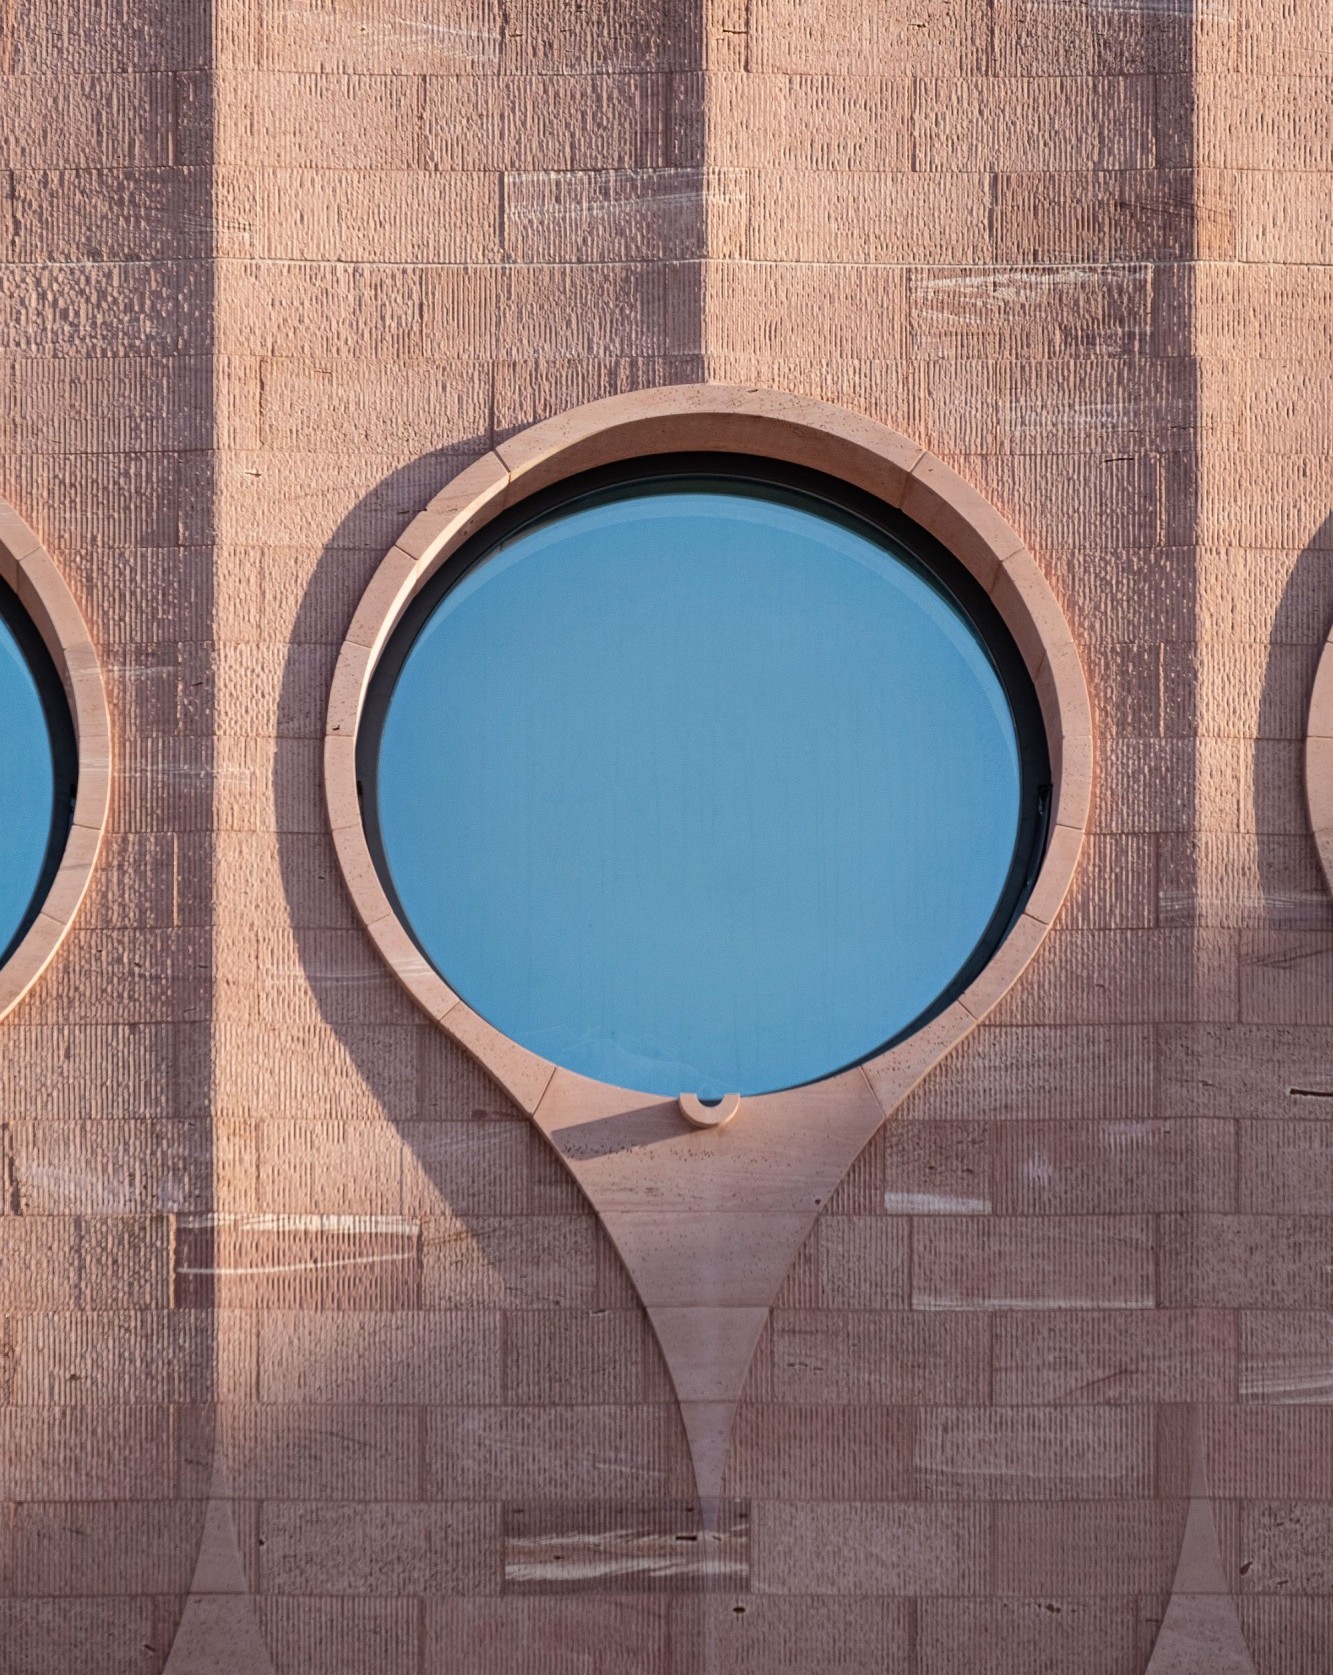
xmin=1240 ymin=1312 xmax=1333 ymax=1404
xmin=916 ymin=1407 xmax=1155 ymax=1501
xmin=916 ymin=76 xmax=1158 ymax=173
xmin=0 ymin=260 xmax=209 ymax=356
xmin=1198 ymin=1407 xmax=1333 ymax=1500
xmin=996 ymin=1503 xmax=1185 ymax=1595
xmin=995 ymin=1310 xmax=1237 ymax=1405
xmin=216 ymin=71 xmax=422 ymax=168
xmin=751 ymin=1502 xmax=988 ymax=1595
xmin=259 ymin=1499 xmax=498 ymax=1595
xmin=257 ymin=1310 xmax=501 ymax=1406
xmin=747 ymin=170 xmax=990 ymax=264
xmin=424 ymin=74 xmax=676 ymax=172
xmin=1237 ymin=929 xmax=1333 ymax=1023
xmin=748 ymin=0 xmax=990 ymax=75
xmin=1058 ymin=834 xmax=1158 ymax=929
xmin=879 ymin=1120 xmax=989 ymax=1215
xmin=988 ymin=928 xmax=1238 ymax=1026
xmin=503 ymin=169 xmax=704 ymax=265
xmin=706 ymin=74 xmax=911 ymax=171
xmin=1200 ymin=452 xmax=1333 ymax=551
xmin=760 ymin=1311 xmax=989 ymax=1406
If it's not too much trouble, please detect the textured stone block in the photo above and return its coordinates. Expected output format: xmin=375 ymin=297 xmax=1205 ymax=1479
xmin=261 ymin=1500 xmax=499 ymax=1595
xmin=504 ymin=1309 xmax=648 ymax=1405
xmin=726 ymin=1404 xmax=912 ymax=1500
xmin=995 ymin=1503 xmax=1185 ymax=1596
xmin=995 ymin=1309 xmax=1237 ymax=1405
xmin=917 ymin=1598 xmax=1140 ymax=1675
xmin=1241 ymin=1502 xmax=1333 ymax=1594
xmin=424 ymin=1597 xmax=671 ymax=1674
xmin=426 ymin=1404 xmax=688 ymax=1500
xmin=762 ymin=1310 xmax=989 ymax=1405
xmin=990 ymin=1119 xmax=1236 ymax=1216
xmin=503 ymin=1500 xmax=747 ymax=1593
xmin=422 ymin=1214 xmax=602 ymax=1309
xmin=913 ymin=1216 xmax=1155 ymax=1311
xmin=0 ymin=1602 xmax=162 ymax=1675
xmin=751 ymin=1502 xmax=988 ymax=1595
xmin=915 ymin=1407 xmax=1154 ymax=1500
xmin=748 ymin=0 xmax=990 ymax=75
xmin=259 ymin=1598 xmax=420 ymax=1675
xmin=11 ymin=1500 xmax=203 ymax=1594
xmin=257 ymin=1310 xmax=501 ymax=1405
xmin=1241 ymin=1311 xmax=1333 ymax=1404
xmin=1159 ymin=1215 xmax=1333 ymax=1309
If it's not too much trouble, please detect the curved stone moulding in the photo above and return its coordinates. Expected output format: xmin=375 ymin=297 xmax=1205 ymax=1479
xmin=326 ymin=384 xmax=1094 ymax=1506
xmin=0 ymin=497 xmax=112 ymax=1022
xmin=1307 ymin=623 xmax=1333 ymax=897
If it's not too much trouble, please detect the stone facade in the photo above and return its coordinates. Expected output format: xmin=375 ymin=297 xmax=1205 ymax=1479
xmin=0 ymin=2 xmax=1330 ymax=1671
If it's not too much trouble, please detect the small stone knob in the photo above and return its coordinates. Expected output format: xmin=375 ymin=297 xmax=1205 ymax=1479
xmin=678 ymin=1092 xmax=741 ymax=1130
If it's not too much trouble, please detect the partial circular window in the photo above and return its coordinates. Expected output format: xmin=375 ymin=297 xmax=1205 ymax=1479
xmin=0 ymin=577 xmax=76 ymax=964
xmin=357 ymin=454 xmax=1051 ymax=1098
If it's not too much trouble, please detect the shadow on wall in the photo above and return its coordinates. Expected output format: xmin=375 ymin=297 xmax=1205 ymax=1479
xmin=265 ymin=443 xmax=734 ymax=1663
xmin=1254 ymin=512 xmax=1333 ymax=937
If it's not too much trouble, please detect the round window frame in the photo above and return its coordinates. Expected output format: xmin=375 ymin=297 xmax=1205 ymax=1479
xmin=0 ymin=498 xmax=111 ymax=1022
xmin=326 ymin=386 xmax=1092 ymax=1115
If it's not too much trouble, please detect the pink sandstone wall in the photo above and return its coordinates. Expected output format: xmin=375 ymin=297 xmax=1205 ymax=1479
xmin=1 ymin=1 xmax=1331 ymax=1671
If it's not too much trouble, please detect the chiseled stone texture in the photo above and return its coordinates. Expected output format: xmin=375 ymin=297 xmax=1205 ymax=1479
xmin=0 ymin=0 xmax=1330 ymax=1671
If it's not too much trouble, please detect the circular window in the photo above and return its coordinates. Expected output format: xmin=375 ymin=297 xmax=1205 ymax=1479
xmin=358 ymin=454 xmax=1050 ymax=1099
xmin=0 ymin=577 xmax=76 ymax=964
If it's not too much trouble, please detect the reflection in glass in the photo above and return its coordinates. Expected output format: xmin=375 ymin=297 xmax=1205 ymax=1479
xmin=369 ymin=474 xmax=1044 ymax=1097
xmin=0 ymin=586 xmax=70 ymax=964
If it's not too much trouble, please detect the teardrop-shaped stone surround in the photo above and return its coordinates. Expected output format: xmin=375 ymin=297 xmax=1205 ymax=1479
xmin=325 ymin=385 xmax=1093 ymax=1503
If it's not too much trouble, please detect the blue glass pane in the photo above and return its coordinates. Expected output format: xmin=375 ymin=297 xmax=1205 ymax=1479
xmin=0 ymin=612 xmax=58 ymax=959
xmin=375 ymin=485 xmax=1026 ymax=1097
